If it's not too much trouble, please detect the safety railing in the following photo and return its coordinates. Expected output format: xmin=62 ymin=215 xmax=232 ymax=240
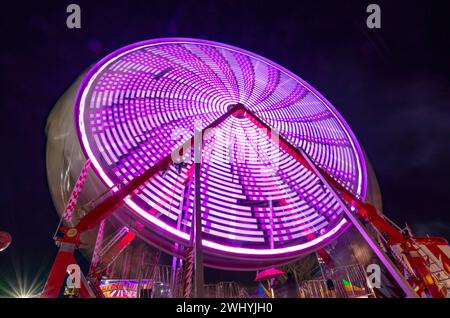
xmin=298 ymin=264 xmax=375 ymax=298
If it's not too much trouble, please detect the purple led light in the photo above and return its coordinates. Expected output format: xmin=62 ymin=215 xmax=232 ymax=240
xmin=75 ymin=38 xmax=367 ymax=259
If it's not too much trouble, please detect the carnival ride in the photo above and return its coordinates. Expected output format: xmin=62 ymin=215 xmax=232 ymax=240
xmin=0 ymin=231 xmax=12 ymax=252
xmin=43 ymin=38 xmax=449 ymax=298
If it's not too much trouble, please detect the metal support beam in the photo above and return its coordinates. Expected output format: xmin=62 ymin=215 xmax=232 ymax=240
xmin=269 ymin=199 xmax=274 ymax=250
xmin=93 ymin=229 xmax=136 ymax=275
xmin=240 ymin=104 xmax=418 ymax=298
xmin=41 ymin=242 xmax=77 ymax=298
xmin=75 ymin=155 xmax=173 ymax=233
xmin=88 ymin=220 xmax=105 ymax=276
xmin=75 ymin=104 xmax=243 ymax=235
xmin=297 ymin=148 xmax=418 ymax=298
xmin=193 ymin=126 xmax=205 ymax=298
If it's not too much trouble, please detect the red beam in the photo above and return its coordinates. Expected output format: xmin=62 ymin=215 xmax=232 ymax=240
xmin=41 ymin=243 xmax=77 ymax=298
xmin=241 ymin=105 xmax=408 ymax=244
xmin=75 ymin=156 xmax=173 ymax=233
xmin=75 ymin=104 xmax=243 ymax=234
xmin=243 ymin=105 xmax=450 ymax=297
xmin=93 ymin=230 xmax=136 ymax=276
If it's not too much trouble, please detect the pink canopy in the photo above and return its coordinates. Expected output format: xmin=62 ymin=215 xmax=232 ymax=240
xmin=255 ymin=268 xmax=285 ymax=281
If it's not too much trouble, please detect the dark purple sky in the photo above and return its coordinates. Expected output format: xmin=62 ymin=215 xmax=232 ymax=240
xmin=0 ymin=0 xmax=449 ymax=288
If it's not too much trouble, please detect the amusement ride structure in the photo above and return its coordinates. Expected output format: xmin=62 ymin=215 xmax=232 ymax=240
xmin=43 ymin=38 xmax=449 ymax=298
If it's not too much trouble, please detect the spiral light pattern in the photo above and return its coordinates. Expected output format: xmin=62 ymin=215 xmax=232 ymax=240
xmin=75 ymin=38 xmax=367 ymax=263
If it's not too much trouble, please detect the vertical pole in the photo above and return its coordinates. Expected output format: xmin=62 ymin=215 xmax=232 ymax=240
xmin=183 ymin=247 xmax=194 ymax=298
xmin=171 ymin=252 xmax=178 ymax=297
xmin=136 ymin=245 xmax=145 ymax=298
xmin=193 ymin=126 xmax=205 ymax=298
xmin=268 ymin=280 xmax=274 ymax=298
xmin=171 ymin=182 xmax=188 ymax=296
xmin=177 ymin=257 xmax=184 ymax=297
xmin=269 ymin=199 xmax=274 ymax=249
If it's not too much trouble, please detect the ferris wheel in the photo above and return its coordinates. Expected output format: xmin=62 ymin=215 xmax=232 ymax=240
xmin=74 ymin=38 xmax=367 ymax=268
xmin=42 ymin=38 xmax=449 ymax=298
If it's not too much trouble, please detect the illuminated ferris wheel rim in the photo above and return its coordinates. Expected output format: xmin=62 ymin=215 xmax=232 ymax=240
xmin=74 ymin=37 xmax=368 ymax=258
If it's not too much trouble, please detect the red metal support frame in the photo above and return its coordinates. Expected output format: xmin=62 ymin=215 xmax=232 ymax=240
xmin=41 ymin=104 xmax=243 ymax=298
xmin=42 ymin=103 xmax=447 ymax=298
xmin=243 ymin=104 xmax=450 ymax=297
xmin=237 ymin=105 xmax=416 ymax=297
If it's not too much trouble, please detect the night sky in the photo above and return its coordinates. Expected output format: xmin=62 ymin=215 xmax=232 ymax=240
xmin=0 ymin=0 xmax=449 ymax=292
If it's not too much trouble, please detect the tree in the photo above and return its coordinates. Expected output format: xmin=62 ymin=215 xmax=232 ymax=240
xmin=278 ymin=254 xmax=319 ymax=291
